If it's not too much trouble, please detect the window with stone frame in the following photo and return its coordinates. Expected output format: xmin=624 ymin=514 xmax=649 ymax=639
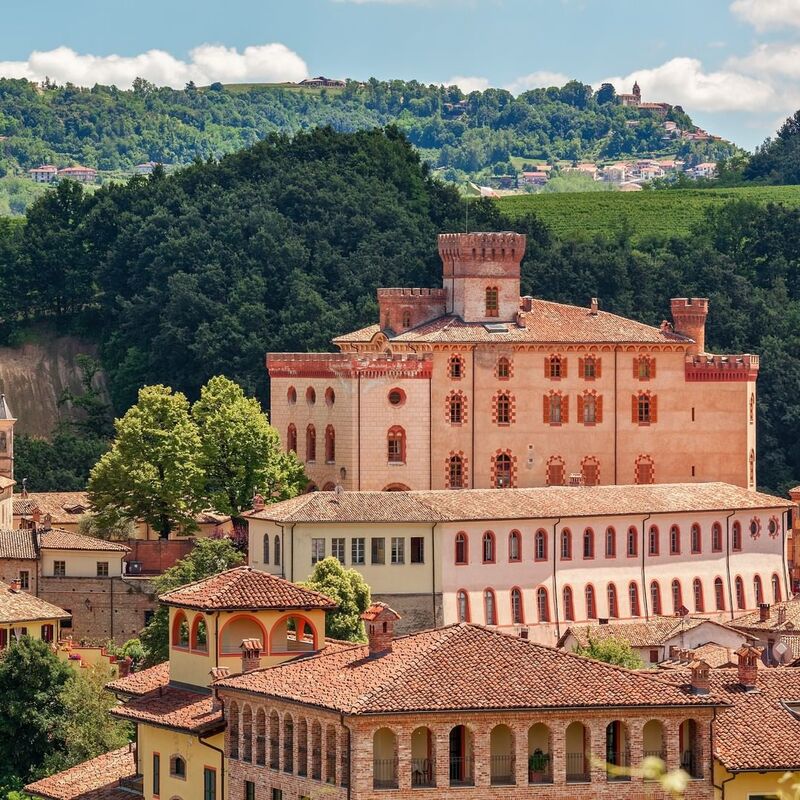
xmin=387 ymin=426 xmax=406 ymax=463
xmin=447 ymin=454 xmax=465 ymax=488
xmin=636 ymin=456 xmax=655 ymax=485
xmin=485 ymin=286 xmax=499 ymax=317
xmin=448 ymin=354 xmax=465 ymax=380
xmin=496 ymin=356 xmax=512 ymax=380
xmin=448 ymin=392 xmax=464 ymax=424
xmin=579 ymin=392 xmax=602 ymax=425
xmin=546 ymin=456 xmax=565 ymax=486
xmin=311 ymin=539 xmax=325 ymax=565
xmin=544 ymin=392 xmax=568 ymax=425
xmin=495 ymin=392 xmax=512 ymax=425
xmin=493 ymin=452 xmax=514 ymax=488
xmin=634 ymin=355 xmax=656 ymax=381
xmin=633 ymin=392 xmax=657 ymax=425
xmin=580 ymin=355 xmax=601 ymax=380
xmin=351 ymin=537 xmax=365 ymax=565
xmin=53 ymin=560 xmax=66 ymax=577
xmin=287 ymin=424 xmax=297 ymax=453
xmin=511 ymin=587 xmax=524 ymax=624
xmin=545 ymin=354 xmax=566 ymax=380
xmin=581 ymin=457 xmax=599 ymax=486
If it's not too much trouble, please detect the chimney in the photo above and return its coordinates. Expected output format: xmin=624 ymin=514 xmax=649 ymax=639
xmin=689 ymin=659 xmax=710 ymax=695
xmin=778 ymin=606 xmax=787 ymax=625
xmin=736 ymin=645 xmax=761 ymax=690
xmin=240 ymin=638 xmax=263 ymax=673
xmin=252 ymin=494 xmax=265 ymax=512
xmin=209 ymin=667 xmax=231 ymax=712
xmin=521 ymin=296 xmax=533 ymax=312
xmin=668 ymin=645 xmax=679 ymax=659
xmin=117 ymin=656 xmax=132 ymax=678
xmin=41 ymin=513 xmax=52 ymax=532
xmin=9 ymin=579 xmax=20 ymax=593
xmin=759 ymin=603 xmax=771 ymax=623
xmin=671 ymin=297 xmax=709 ymax=355
xmin=361 ymin=602 xmax=401 ymax=658
xmin=589 ymin=297 xmax=599 ymax=315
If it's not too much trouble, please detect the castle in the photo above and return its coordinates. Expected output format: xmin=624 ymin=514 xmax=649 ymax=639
xmin=268 ymin=232 xmax=758 ymax=493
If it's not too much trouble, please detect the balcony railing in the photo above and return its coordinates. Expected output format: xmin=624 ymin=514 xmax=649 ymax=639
xmin=490 ymin=754 xmax=515 ymax=785
xmin=449 ymin=756 xmax=475 ymax=787
xmin=607 ymin=746 xmax=631 ymax=781
xmin=566 ymin=752 xmax=590 ymax=783
xmin=411 ymin=758 xmax=435 ymax=787
xmin=374 ymin=758 xmax=399 ymax=790
xmin=682 ymin=750 xmax=703 ymax=779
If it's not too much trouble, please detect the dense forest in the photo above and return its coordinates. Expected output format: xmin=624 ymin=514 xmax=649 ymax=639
xmin=1 ymin=126 xmax=799 ymax=494
xmin=0 ymin=77 xmax=734 ymax=185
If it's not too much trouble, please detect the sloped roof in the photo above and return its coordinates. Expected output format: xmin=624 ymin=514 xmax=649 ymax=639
xmin=13 ymin=492 xmax=90 ymax=523
xmin=659 ymin=643 xmax=738 ymax=670
xmin=106 ymin=662 xmax=170 ymax=697
xmin=110 ymin=685 xmax=222 ymax=733
xmin=0 ymin=580 xmax=70 ymax=624
xmin=731 ymin=599 xmax=800 ymax=632
xmin=39 ymin=528 xmax=129 ymax=553
xmin=158 ymin=566 xmax=337 ymax=611
xmin=217 ymin=623 xmax=715 ymax=715
xmin=25 ymin=745 xmax=137 ymax=800
xmin=0 ymin=529 xmax=38 ymax=559
xmin=249 ymin=483 xmax=790 ymax=524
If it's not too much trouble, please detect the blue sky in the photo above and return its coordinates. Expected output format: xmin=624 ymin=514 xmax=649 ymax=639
xmin=3 ymin=0 xmax=800 ymax=149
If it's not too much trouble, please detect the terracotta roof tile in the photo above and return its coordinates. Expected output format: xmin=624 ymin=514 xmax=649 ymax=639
xmin=0 ymin=580 xmax=70 ymax=624
xmin=558 ymin=617 xmax=742 ymax=649
xmin=14 ymin=492 xmax=90 ymax=523
xmin=731 ymin=599 xmax=800 ymax=632
xmin=110 ymin=685 xmax=223 ymax=732
xmin=250 ymin=483 xmax=790 ymax=524
xmin=106 ymin=662 xmax=170 ymax=696
xmin=218 ymin=623 xmax=715 ymax=714
xmin=158 ymin=566 xmax=337 ymax=611
xmin=25 ymin=745 xmax=137 ymax=800
xmin=659 ymin=643 xmax=738 ymax=669
xmin=0 ymin=528 xmax=37 ymax=559
xmin=39 ymin=528 xmax=129 ymax=553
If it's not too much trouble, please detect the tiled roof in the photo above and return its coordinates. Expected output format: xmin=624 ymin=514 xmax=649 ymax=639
xmin=659 ymin=643 xmax=738 ymax=670
xmin=158 ymin=566 xmax=337 ymax=611
xmin=0 ymin=529 xmax=37 ymax=560
xmin=13 ymin=492 xmax=90 ymax=523
xmin=106 ymin=662 xmax=169 ymax=696
xmin=39 ymin=528 xmax=129 ymax=552
xmin=25 ymin=745 xmax=137 ymax=800
xmin=110 ymin=685 xmax=223 ymax=733
xmin=334 ymin=299 xmax=691 ymax=345
xmin=558 ymin=617 xmax=741 ymax=649
xmin=249 ymin=483 xmax=790 ymax=524
xmin=0 ymin=476 xmax=13 ymax=490
xmin=731 ymin=599 xmax=800 ymax=631
xmin=217 ymin=623 xmax=714 ymax=714
xmin=0 ymin=580 xmax=70 ymax=624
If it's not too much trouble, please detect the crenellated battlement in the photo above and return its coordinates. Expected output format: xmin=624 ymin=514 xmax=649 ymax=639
xmin=267 ymin=352 xmax=433 ymax=379
xmin=377 ymin=287 xmax=447 ymax=333
xmin=377 ymin=288 xmax=447 ymax=299
xmin=437 ymin=231 xmax=526 ymax=261
xmin=684 ymin=353 xmax=760 ymax=382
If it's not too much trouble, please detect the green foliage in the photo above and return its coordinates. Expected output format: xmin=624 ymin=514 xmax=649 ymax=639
xmin=302 ymin=556 xmax=371 ymax=642
xmin=58 ymin=355 xmax=113 ymax=438
xmin=745 ymin=109 xmax=800 ymax=185
xmin=77 ymin=512 xmax=134 ymax=541
xmin=139 ymin=538 xmax=244 ymax=665
xmin=574 ymin=637 xmax=643 ymax=669
xmin=87 ymin=385 xmax=204 ymax=538
xmin=192 ymin=375 xmax=306 ymax=516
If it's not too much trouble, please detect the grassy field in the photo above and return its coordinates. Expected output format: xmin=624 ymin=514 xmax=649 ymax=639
xmin=497 ymin=185 xmax=800 ymax=240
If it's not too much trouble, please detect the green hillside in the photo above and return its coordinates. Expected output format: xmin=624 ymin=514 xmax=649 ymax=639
xmin=497 ymin=185 xmax=800 ymax=239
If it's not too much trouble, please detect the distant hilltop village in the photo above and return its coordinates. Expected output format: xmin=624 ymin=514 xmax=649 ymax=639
xmin=617 ymin=80 xmax=671 ymax=114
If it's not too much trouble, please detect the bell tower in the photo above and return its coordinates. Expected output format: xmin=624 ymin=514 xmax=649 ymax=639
xmin=0 ymin=394 xmax=14 ymax=483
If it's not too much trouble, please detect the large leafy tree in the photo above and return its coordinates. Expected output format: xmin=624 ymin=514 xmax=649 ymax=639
xmin=302 ymin=556 xmax=371 ymax=642
xmin=574 ymin=637 xmax=643 ymax=669
xmin=192 ymin=375 xmax=306 ymax=517
xmin=139 ymin=537 xmax=244 ymax=665
xmin=87 ymin=385 xmax=204 ymax=538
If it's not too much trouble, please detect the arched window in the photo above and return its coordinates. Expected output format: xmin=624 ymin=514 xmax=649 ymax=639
xmin=754 ymin=574 xmax=763 ymax=605
xmin=636 ymin=455 xmax=655 ymax=485
xmin=546 ymin=456 xmax=565 ymax=486
xmin=650 ymin=581 xmax=662 ymax=615
xmin=306 ymin=386 xmax=316 ymax=405
xmin=607 ymin=583 xmax=619 ymax=618
xmin=773 ymin=573 xmax=782 ymax=603
xmin=305 ymin=424 xmax=316 ymax=462
xmin=691 ymin=524 xmax=701 ymax=554
xmin=563 ymin=586 xmax=575 ymax=621
xmin=485 ymin=286 xmax=499 ymax=317
xmin=585 ymin=585 xmax=597 ymax=619
xmin=671 ymin=579 xmax=683 ymax=614
xmin=274 ymin=535 xmax=281 ymax=567
xmin=546 ymin=355 xmax=563 ymax=379
xmin=324 ymin=425 xmax=335 ymax=463
xmin=735 ymin=576 xmax=745 ymax=609
xmin=287 ymin=424 xmax=297 ymax=453
xmin=560 ymin=528 xmax=572 ymax=560
xmin=693 ymin=578 xmax=704 ymax=612
xmin=712 ymin=523 xmax=722 ymax=552
xmin=669 ymin=525 xmax=681 ymax=555
xmin=228 ymin=701 xmax=240 ymax=759
xmin=581 ymin=393 xmax=599 ymax=425
xmin=242 ymin=705 xmax=253 ymax=763
xmin=534 ymin=529 xmax=547 ymax=561
xmin=629 ymin=582 xmax=640 ymax=617
xmin=170 ymin=755 xmax=187 ymax=778
xmin=581 ymin=355 xmax=600 ymax=380
xmin=581 ymin=456 xmax=600 ymax=486
xmin=635 ymin=355 xmax=655 ymax=380
xmin=583 ymin=528 xmax=594 ymax=559
xmin=482 ymin=531 xmax=496 ymax=563
xmin=511 ymin=587 xmax=524 ymax=624
xmin=605 ymin=527 xmax=616 ymax=558
xmin=287 ymin=386 xmax=297 ymax=405
xmin=448 ymin=355 xmax=464 ymax=379
xmin=263 ymin=534 xmax=270 ymax=564
xmin=633 ymin=391 xmax=656 ymax=425
xmin=387 ymin=426 xmax=406 ymax=463
xmin=190 ymin=615 xmax=208 ymax=652
xmin=496 ymin=357 xmax=511 ymax=379
xmin=648 ymin=526 xmax=659 ymax=555
xmin=493 ymin=452 xmax=513 ymax=488
xmin=495 ymin=392 xmax=512 ymax=425
xmin=172 ymin=611 xmax=189 ymax=648
xmin=627 ymin=526 xmax=638 ymax=557
xmin=402 ymin=309 xmax=412 ymax=329
xmin=536 ymin=587 xmax=550 ymax=622
xmin=714 ymin=577 xmax=725 ymax=611
xmin=455 ymin=532 xmax=468 ymax=565
xmin=545 ymin=392 xmax=567 ymax=425
xmin=732 ymin=521 xmax=742 ymax=552
xmin=484 ymin=589 xmax=497 ymax=625
xmin=448 ymin=393 xmax=464 ymax=424
xmin=457 ymin=590 xmax=470 ymax=622
xmin=509 ymin=530 xmax=522 ymax=562
xmin=447 ymin=454 xmax=465 ymax=489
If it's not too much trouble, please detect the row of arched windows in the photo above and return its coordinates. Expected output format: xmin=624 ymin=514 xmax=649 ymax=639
xmin=287 ymin=385 xmax=336 ymax=407
xmin=262 ymin=534 xmax=282 ymax=567
xmin=455 ymin=573 xmax=783 ymax=625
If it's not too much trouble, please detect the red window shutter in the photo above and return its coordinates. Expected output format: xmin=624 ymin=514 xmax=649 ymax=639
xmin=543 ymin=394 xmax=550 ymax=424
xmin=562 ymin=358 xmax=568 ymax=378
xmin=596 ymin=395 xmax=603 ymax=423
xmin=632 ymin=394 xmax=638 ymax=423
xmin=651 ymin=394 xmax=658 ymax=423
xmin=562 ymin=395 xmax=569 ymax=424
xmin=650 ymin=358 xmax=657 ymax=379
xmin=633 ymin=357 xmax=639 ymax=380
xmin=578 ymin=357 xmax=584 ymax=378
xmin=577 ymin=393 xmax=584 ymax=422
xmin=595 ymin=358 xmax=602 ymax=379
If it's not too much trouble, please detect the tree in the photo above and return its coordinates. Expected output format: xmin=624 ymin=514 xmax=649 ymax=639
xmin=87 ymin=385 xmax=204 ymax=538
xmin=596 ymin=82 xmax=617 ymax=105
xmin=192 ymin=375 xmax=306 ymax=517
xmin=0 ymin=637 xmax=73 ymax=787
xmin=574 ymin=637 xmax=643 ymax=669
xmin=139 ymin=538 xmax=244 ymax=664
xmin=302 ymin=557 xmax=371 ymax=642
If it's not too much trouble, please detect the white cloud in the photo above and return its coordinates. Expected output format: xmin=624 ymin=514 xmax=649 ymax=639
xmin=604 ymin=57 xmax=776 ymax=113
xmin=442 ymin=75 xmax=491 ymax=93
xmin=505 ymin=71 xmax=570 ymax=94
xmin=729 ymin=42 xmax=800 ymax=78
xmin=0 ymin=43 xmax=308 ymax=89
xmin=730 ymin=0 xmax=800 ymax=30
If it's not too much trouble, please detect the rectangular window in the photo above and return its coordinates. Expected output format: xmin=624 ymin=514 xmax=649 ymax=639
xmin=244 ymin=782 xmax=255 ymax=800
xmin=371 ymin=537 xmax=385 ymax=565
xmin=53 ymin=561 xmax=66 ymax=577
xmin=637 ymin=395 xmax=651 ymax=424
xmin=271 ymin=790 xmax=283 ymax=800
xmin=351 ymin=537 xmax=365 ymax=565
xmin=311 ymin=538 xmax=326 ymax=565
xmin=152 ymin=753 xmax=160 ymax=797
xmin=583 ymin=358 xmax=596 ymax=379
xmin=649 ymin=649 xmax=659 ymax=663
xmin=203 ymin=768 xmax=216 ymax=800
xmin=96 ymin=561 xmax=109 ymax=577
xmin=391 ymin=537 xmax=405 ymax=564
xmin=18 ymin=571 xmax=29 ymax=590
xmin=61 ymin=611 xmax=72 ymax=629
xmin=331 ymin=538 xmax=345 ymax=563
xmin=410 ymin=537 xmax=424 ymax=564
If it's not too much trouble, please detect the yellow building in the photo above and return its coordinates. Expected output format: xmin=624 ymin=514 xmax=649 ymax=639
xmin=0 ymin=576 xmax=70 ymax=648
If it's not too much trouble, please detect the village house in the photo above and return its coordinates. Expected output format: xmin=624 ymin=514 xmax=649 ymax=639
xmin=299 ymin=75 xmax=346 ymax=88
xmin=519 ymin=171 xmax=549 ymax=186
xmin=728 ymin=599 xmax=800 ymax=665
xmin=134 ymin=161 xmax=160 ymax=175
xmin=268 ymin=232 xmax=758 ymax=493
xmin=28 ymin=164 xmax=59 ymax=183
xmin=0 ymin=576 xmax=70 ymax=649
xmin=57 ymin=165 xmax=97 ymax=183
xmin=245 ymin=482 xmax=791 ymax=638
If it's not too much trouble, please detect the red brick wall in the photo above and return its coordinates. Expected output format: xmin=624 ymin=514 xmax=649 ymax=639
xmin=0 ymin=558 xmax=38 ymax=593
xmin=124 ymin=538 xmax=195 ymax=575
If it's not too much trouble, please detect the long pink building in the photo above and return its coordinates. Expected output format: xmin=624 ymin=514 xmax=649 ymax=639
xmin=268 ymin=231 xmax=758 ymax=492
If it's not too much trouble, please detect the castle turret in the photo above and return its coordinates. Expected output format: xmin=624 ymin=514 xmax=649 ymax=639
xmin=671 ymin=298 xmax=709 ymax=355
xmin=438 ymin=232 xmax=526 ymax=323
